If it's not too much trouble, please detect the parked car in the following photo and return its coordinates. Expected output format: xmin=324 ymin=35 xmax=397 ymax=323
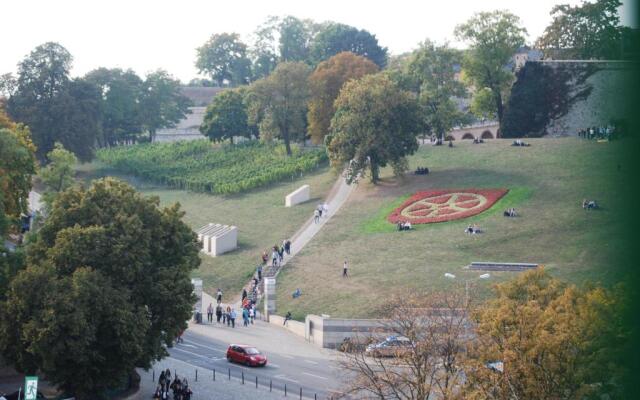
xmin=226 ymin=344 xmax=267 ymax=367
xmin=365 ymin=336 xmax=413 ymax=357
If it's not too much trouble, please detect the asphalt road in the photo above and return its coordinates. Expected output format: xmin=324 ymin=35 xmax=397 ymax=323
xmin=168 ymin=330 xmax=343 ymax=399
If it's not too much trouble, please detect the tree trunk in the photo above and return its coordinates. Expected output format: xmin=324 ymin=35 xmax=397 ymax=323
xmin=495 ymin=90 xmax=504 ymax=126
xmin=370 ymin=162 xmax=380 ymax=184
xmin=282 ymin=125 xmax=292 ymax=156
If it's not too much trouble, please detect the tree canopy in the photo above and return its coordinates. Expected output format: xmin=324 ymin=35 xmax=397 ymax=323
xmin=0 ymin=178 xmax=200 ymax=399
xmin=247 ymin=62 xmax=310 ymax=155
xmin=536 ymin=0 xmax=623 ymax=60
xmin=307 ymin=52 xmax=378 ymax=144
xmin=196 ymin=33 xmax=253 ymax=87
xmin=39 ymin=142 xmax=77 ymax=209
xmin=327 ymin=74 xmax=419 ymax=183
xmin=455 ymin=11 xmax=527 ymax=127
xmin=200 ymin=88 xmax=250 ymax=143
xmin=310 ymin=23 xmax=388 ymax=67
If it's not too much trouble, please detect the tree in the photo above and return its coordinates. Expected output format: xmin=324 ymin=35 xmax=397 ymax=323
xmin=278 ymin=16 xmax=316 ymax=62
xmin=139 ymin=70 xmax=192 ymax=142
xmin=84 ymin=68 xmax=144 ymax=146
xmin=250 ymin=17 xmax=280 ymax=80
xmin=340 ymin=291 xmax=470 ymax=399
xmin=463 ymin=269 xmax=628 ymax=399
xmin=455 ymin=11 xmax=527 ymax=127
xmin=200 ymin=88 xmax=250 ymax=143
xmin=247 ymin=62 xmax=310 ymax=155
xmin=308 ymin=52 xmax=378 ymax=144
xmin=0 ymin=178 xmax=200 ymax=399
xmin=536 ymin=0 xmax=623 ymax=60
xmin=39 ymin=142 xmax=77 ymax=209
xmin=0 ymin=73 xmax=17 ymax=98
xmin=310 ymin=23 xmax=388 ymax=67
xmin=407 ymin=40 xmax=467 ymax=140
xmin=7 ymin=42 xmax=72 ymax=159
xmin=327 ymin=74 xmax=419 ymax=183
xmin=196 ymin=33 xmax=252 ymax=87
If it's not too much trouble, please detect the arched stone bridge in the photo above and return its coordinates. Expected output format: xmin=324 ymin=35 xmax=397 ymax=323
xmin=445 ymin=123 xmax=500 ymax=141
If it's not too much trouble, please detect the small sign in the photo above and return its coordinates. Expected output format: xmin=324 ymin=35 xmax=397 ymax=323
xmin=24 ymin=376 xmax=38 ymax=400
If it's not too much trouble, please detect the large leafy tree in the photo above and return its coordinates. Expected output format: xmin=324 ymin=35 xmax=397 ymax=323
xmin=278 ymin=16 xmax=317 ymax=62
xmin=39 ymin=142 xmax=77 ymax=209
xmin=407 ymin=40 xmax=467 ymax=140
xmin=463 ymin=269 xmax=628 ymax=399
xmin=310 ymin=23 xmax=388 ymax=68
xmin=0 ymin=178 xmax=200 ymax=399
xmin=307 ymin=52 xmax=378 ymax=144
xmin=327 ymin=74 xmax=420 ymax=183
xmin=250 ymin=17 xmax=280 ymax=80
xmin=84 ymin=68 xmax=144 ymax=146
xmin=139 ymin=70 xmax=191 ymax=142
xmin=200 ymin=88 xmax=250 ymax=143
xmin=247 ymin=62 xmax=310 ymax=155
xmin=196 ymin=33 xmax=252 ymax=87
xmin=455 ymin=11 xmax=527 ymax=127
xmin=536 ymin=0 xmax=623 ymax=60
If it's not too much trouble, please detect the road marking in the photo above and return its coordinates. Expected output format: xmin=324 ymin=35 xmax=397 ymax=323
xmin=282 ymin=355 xmax=294 ymax=359
xmin=268 ymin=363 xmax=280 ymax=368
xmin=181 ymin=344 xmax=197 ymax=348
xmin=302 ymin=372 xmax=328 ymax=380
xmin=182 ymin=339 xmax=226 ymax=353
xmin=275 ymin=374 xmax=300 ymax=383
xmin=304 ymin=360 xmax=319 ymax=365
xmin=171 ymin=347 xmax=213 ymax=361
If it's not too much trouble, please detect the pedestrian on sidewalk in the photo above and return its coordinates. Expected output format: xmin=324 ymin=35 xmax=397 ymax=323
xmin=314 ymin=208 xmax=320 ymax=223
xmin=207 ymin=303 xmax=213 ymax=323
xmin=261 ymin=251 xmax=268 ymax=265
xmin=216 ymin=288 xmax=222 ymax=304
xmin=257 ymin=265 xmax=263 ymax=281
xmin=226 ymin=305 xmax=231 ymax=326
xmin=343 ymin=259 xmax=349 ymax=277
xmin=243 ymin=307 xmax=250 ymax=326
xmin=278 ymin=245 xmax=285 ymax=262
xmin=284 ymin=239 xmax=291 ymax=255
xmin=272 ymin=248 xmax=279 ymax=267
xmin=230 ymin=308 xmax=237 ymax=328
xmin=215 ymin=304 xmax=222 ymax=323
xmin=249 ymin=305 xmax=255 ymax=324
xmin=283 ymin=311 xmax=292 ymax=326
xmin=322 ymin=203 xmax=329 ymax=217
xmin=242 ymin=288 xmax=247 ymax=301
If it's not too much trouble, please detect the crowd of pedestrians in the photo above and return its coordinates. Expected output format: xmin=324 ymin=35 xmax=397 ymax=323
xmin=578 ymin=125 xmax=618 ymax=141
xmin=314 ymin=203 xmax=329 ymax=224
xmin=153 ymin=369 xmax=193 ymax=400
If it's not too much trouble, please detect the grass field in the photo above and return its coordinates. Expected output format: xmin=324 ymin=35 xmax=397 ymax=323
xmin=276 ymin=138 xmax=629 ymax=319
xmin=76 ymin=160 xmax=337 ymax=299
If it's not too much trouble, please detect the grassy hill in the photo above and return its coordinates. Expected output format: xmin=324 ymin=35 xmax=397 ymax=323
xmin=277 ymin=138 xmax=629 ymax=319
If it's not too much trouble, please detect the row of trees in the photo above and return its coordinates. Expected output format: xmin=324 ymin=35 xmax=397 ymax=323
xmin=1 ymin=43 xmax=191 ymax=161
xmin=194 ymin=16 xmax=388 ymax=87
xmin=342 ymin=268 xmax=629 ymax=399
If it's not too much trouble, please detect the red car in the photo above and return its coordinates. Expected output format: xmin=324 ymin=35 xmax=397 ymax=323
xmin=226 ymin=344 xmax=267 ymax=367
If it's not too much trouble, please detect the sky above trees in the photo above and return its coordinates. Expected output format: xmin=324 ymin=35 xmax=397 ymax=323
xmin=1 ymin=0 xmax=636 ymax=82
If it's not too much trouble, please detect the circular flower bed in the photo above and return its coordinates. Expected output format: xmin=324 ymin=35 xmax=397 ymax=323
xmin=388 ymin=189 xmax=509 ymax=224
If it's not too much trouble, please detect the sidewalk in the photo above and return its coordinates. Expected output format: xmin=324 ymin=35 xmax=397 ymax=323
xmin=132 ymin=356 xmax=287 ymax=400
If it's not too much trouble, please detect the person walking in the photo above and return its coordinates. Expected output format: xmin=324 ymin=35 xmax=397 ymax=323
xmin=314 ymin=209 xmax=320 ymax=224
xmin=249 ymin=305 xmax=255 ymax=324
xmin=283 ymin=311 xmax=292 ymax=326
xmin=226 ymin=306 xmax=231 ymax=326
xmin=242 ymin=288 xmax=247 ymax=301
xmin=215 ymin=304 xmax=222 ymax=323
xmin=243 ymin=307 xmax=250 ymax=327
xmin=207 ymin=303 xmax=213 ymax=323
xmin=284 ymin=239 xmax=291 ymax=255
xmin=343 ymin=259 xmax=349 ymax=277
xmin=216 ymin=288 xmax=222 ymax=304
xmin=257 ymin=265 xmax=263 ymax=281
xmin=322 ymin=203 xmax=329 ymax=218
xmin=230 ymin=308 xmax=237 ymax=328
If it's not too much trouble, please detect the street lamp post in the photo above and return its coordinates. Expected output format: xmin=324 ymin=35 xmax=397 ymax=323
xmin=444 ymin=272 xmax=490 ymax=306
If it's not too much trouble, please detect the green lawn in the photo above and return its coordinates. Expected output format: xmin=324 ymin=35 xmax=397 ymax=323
xmin=76 ymin=160 xmax=337 ymax=299
xmin=277 ymin=138 xmax=629 ymax=319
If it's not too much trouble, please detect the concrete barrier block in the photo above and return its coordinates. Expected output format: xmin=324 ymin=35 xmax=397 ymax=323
xmin=285 ymin=185 xmax=310 ymax=207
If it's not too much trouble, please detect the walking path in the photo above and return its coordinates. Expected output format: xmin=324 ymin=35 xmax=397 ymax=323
xmin=232 ymin=176 xmax=356 ymax=308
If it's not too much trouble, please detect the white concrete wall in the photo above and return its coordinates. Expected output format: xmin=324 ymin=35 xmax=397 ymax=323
xmin=268 ymin=315 xmax=308 ymax=338
xmin=212 ymin=226 xmax=237 ymax=256
xmin=285 ymin=185 xmax=310 ymax=207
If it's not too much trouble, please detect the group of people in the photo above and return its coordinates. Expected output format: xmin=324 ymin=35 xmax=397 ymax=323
xmin=578 ymin=125 xmax=617 ymax=141
xmin=465 ymin=224 xmax=482 ymax=235
xmin=263 ymin=239 xmax=292 ymax=268
xmin=582 ymin=199 xmax=599 ymax=210
xmin=153 ymin=369 xmax=192 ymax=400
xmin=503 ymin=208 xmax=518 ymax=217
xmin=314 ymin=203 xmax=329 ymax=223
xmin=397 ymin=221 xmax=413 ymax=231
xmin=473 ymin=137 xmax=485 ymax=144
xmin=414 ymin=167 xmax=429 ymax=175
xmin=512 ymin=139 xmax=531 ymax=147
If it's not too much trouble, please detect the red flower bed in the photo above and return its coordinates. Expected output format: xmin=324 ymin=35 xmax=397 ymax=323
xmin=388 ymin=188 xmax=508 ymax=224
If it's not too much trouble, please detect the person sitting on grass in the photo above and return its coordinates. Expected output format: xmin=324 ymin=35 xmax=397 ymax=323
xmin=292 ymin=288 xmax=301 ymax=298
xmin=465 ymin=225 xmax=474 ymax=234
xmin=402 ymin=221 xmax=412 ymax=230
xmin=503 ymin=208 xmax=517 ymax=217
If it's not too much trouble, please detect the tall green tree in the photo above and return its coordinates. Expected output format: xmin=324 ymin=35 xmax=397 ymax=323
xmin=327 ymin=74 xmax=420 ymax=183
xmin=308 ymin=52 xmax=378 ymax=144
xmin=310 ymin=23 xmax=388 ymax=67
xmin=200 ymin=88 xmax=250 ymax=143
xmin=463 ymin=269 xmax=628 ymax=400
xmin=39 ymin=142 xmax=77 ymax=209
xmin=0 ymin=178 xmax=200 ymax=399
xmin=247 ymin=62 xmax=310 ymax=155
xmin=84 ymin=68 xmax=144 ymax=146
xmin=139 ymin=70 xmax=191 ymax=142
xmin=250 ymin=17 xmax=280 ymax=80
xmin=455 ymin=11 xmax=527 ymax=127
xmin=278 ymin=16 xmax=317 ymax=62
xmin=407 ymin=40 xmax=467 ymax=140
xmin=536 ymin=0 xmax=623 ymax=60
xmin=196 ymin=33 xmax=253 ymax=87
